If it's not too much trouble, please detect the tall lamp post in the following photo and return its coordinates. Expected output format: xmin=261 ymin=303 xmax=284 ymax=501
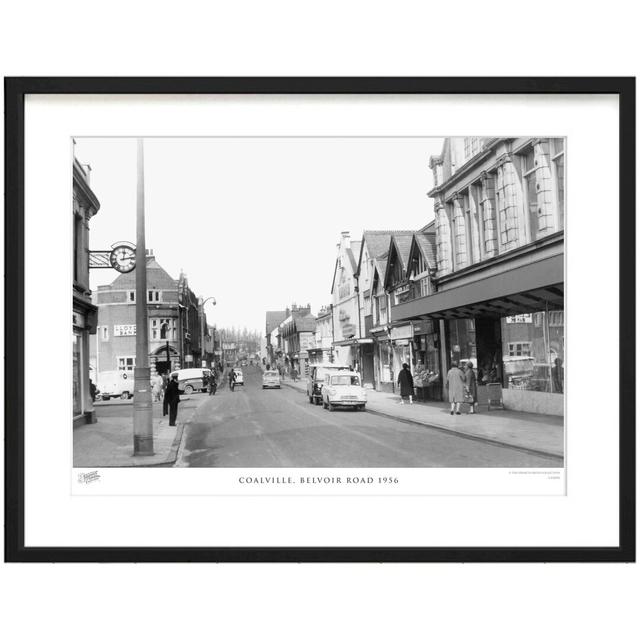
xmin=199 ymin=296 xmax=216 ymax=367
xmin=133 ymin=138 xmax=153 ymax=456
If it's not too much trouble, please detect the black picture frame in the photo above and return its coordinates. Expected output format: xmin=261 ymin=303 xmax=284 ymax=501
xmin=4 ymin=77 xmax=635 ymax=563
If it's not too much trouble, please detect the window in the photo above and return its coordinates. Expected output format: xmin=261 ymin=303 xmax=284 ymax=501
xmin=118 ymin=356 xmax=135 ymax=371
xmin=522 ymin=146 xmax=538 ymax=242
xmin=151 ymin=318 xmax=176 ymax=340
xmin=100 ymin=326 xmax=109 ymax=341
xmin=551 ymin=138 xmax=565 ymax=229
xmin=147 ymin=290 xmax=161 ymax=302
xmin=127 ymin=291 xmax=135 ymax=302
xmin=73 ymin=213 xmax=82 ymax=282
xmin=508 ymin=342 xmax=532 ymax=357
xmin=463 ymin=137 xmax=481 ymax=160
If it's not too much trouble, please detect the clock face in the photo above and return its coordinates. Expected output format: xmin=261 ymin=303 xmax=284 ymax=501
xmin=109 ymin=245 xmax=136 ymax=273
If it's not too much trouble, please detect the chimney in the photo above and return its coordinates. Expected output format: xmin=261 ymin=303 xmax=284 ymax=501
xmin=341 ymin=231 xmax=350 ymax=248
xmin=146 ymin=248 xmax=154 ymax=257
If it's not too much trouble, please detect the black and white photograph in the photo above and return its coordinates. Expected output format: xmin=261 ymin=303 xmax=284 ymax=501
xmin=73 ymin=135 xmax=565 ymax=472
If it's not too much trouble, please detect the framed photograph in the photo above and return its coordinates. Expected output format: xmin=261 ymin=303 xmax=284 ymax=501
xmin=4 ymin=77 xmax=635 ymax=562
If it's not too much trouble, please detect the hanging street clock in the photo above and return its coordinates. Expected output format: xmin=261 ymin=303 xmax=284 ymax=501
xmin=109 ymin=244 xmax=137 ymax=273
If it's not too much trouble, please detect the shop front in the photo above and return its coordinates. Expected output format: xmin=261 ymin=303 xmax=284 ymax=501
xmin=73 ymin=304 xmax=97 ymax=426
xmin=392 ymin=253 xmax=564 ymax=416
xmin=411 ymin=318 xmax=443 ymax=401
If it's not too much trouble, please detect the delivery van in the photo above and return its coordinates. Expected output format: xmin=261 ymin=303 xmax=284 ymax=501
xmin=97 ymin=370 xmax=135 ymax=400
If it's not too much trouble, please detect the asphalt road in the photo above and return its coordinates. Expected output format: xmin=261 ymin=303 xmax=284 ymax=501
xmin=177 ymin=367 xmax=558 ymax=468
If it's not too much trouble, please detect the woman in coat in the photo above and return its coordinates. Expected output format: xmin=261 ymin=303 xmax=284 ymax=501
xmin=397 ymin=363 xmax=414 ymax=405
xmin=464 ymin=361 xmax=478 ymax=414
xmin=445 ymin=362 xmax=466 ymax=415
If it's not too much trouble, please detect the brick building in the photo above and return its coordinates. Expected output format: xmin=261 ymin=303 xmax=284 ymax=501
xmin=90 ymin=251 xmax=209 ymax=383
xmin=73 ymin=156 xmax=100 ymax=426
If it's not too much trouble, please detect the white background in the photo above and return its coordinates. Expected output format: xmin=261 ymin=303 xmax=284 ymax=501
xmin=28 ymin=94 xmax=601 ymax=546
xmin=1 ymin=2 xmax=638 ymax=639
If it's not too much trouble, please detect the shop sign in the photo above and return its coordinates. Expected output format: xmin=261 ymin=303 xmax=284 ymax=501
xmin=342 ymin=323 xmax=357 ymax=338
xmin=506 ymin=314 xmax=532 ymax=324
xmin=72 ymin=313 xmax=85 ymax=328
xmin=412 ymin=319 xmax=434 ymax=335
xmin=394 ymin=339 xmax=410 ymax=346
xmin=390 ymin=325 xmax=413 ymax=340
xmin=114 ymin=324 xmax=136 ymax=336
xmin=185 ymin=355 xmax=193 ymax=363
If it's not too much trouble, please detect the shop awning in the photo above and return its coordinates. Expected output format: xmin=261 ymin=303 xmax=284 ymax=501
xmin=392 ymin=254 xmax=564 ymax=321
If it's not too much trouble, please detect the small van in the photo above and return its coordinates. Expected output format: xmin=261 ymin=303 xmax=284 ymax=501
xmin=170 ymin=368 xmax=211 ymax=394
xmin=97 ymin=370 xmax=135 ymax=401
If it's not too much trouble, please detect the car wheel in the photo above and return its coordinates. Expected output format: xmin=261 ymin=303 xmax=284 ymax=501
xmin=120 ymin=391 xmax=130 ymax=400
xmin=184 ymin=385 xmax=194 ymax=395
xmin=328 ymin=402 xmax=334 ymax=412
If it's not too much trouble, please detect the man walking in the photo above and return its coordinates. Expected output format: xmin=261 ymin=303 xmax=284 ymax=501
xmin=163 ymin=375 xmax=181 ymax=426
xmin=228 ymin=368 xmax=237 ymax=391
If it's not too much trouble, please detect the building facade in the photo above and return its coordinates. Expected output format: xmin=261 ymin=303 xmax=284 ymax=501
xmin=90 ymin=251 xmax=209 ymax=382
xmin=278 ymin=304 xmax=316 ymax=376
xmin=330 ymin=232 xmax=362 ymax=368
xmin=393 ymin=137 xmax=565 ymax=415
xmin=73 ymin=157 xmax=100 ymax=425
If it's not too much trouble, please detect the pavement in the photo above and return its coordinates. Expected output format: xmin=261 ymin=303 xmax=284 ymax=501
xmin=279 ymin=376 xmax=564 ymax=458
xmin=74 ymin=393 xmax=207 ymax=467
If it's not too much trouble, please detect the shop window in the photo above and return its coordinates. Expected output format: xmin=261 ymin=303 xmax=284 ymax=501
xmin=501 ymin=310 xmax=564 ymax=393
xmin=118 ymin=356 xmax=135 ymax=371
xmin=447 ymin=318 xmax=476 ymax=366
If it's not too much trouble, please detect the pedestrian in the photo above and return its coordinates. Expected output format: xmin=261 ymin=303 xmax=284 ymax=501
xmin=445 ymin=361 xmax=466 ymax=415
xmin=397 ymin=363 xmax=414 ymax=405
xmin=228 ymin=368 xmax=237 ymax=391
xmin=151 ymin=372 xmax=163 ymax=403
xmin=163 ymin=375 xmax=180 ymax=426
xmin=552 ymin=357 xmax=564 ymax=393
xmin=89 ymin=379 xmax=97 ymax=402
xmin=464 ymin=361 xmax=478 ymax=414
xmin=209 ymin=370 xmax=217 ymax=395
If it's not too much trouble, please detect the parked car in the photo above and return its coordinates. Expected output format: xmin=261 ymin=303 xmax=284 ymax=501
xmin=262 ymin=370 xmax=281 ymax=389
xmin=306 ymin=364 xmax=351 ymax=405
xmin=233 ymin=368 xmax=244 ymax=385
xmin=97 ymin=370 xmax=135 ymax=400
xmin=170 ymin=368 xmax=212 ymax=394
xmin=321 ymin=372 xmax=367 ymax=411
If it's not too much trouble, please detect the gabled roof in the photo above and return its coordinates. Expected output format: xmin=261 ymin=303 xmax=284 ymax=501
xmin=109 ymin=255 xmax=176 ymax=289
xmin=383 ymin=232 xmax=416 ymax=289
xmin=266 ymin=310 xmax=288 ymax=333
xmin=357 ymin=230 xmax=416 ymax=276
xmin=415 ymin=232 xmax=436 ymax=267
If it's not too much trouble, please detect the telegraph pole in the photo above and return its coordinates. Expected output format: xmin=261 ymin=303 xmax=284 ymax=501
xmin=133 ymin=138 xmax=154 ymax=456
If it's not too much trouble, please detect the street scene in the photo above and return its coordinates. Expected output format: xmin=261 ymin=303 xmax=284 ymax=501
xmin=73 ymin=136 xmax=565 ymax=469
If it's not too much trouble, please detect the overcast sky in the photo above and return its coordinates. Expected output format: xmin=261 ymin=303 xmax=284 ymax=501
xmin=75 ymin=137 xmax=443 ymax=332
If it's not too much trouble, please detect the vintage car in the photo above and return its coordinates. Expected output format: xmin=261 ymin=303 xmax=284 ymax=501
xmin=262 ymin=370 xmax=281 ymax=389
xmin=306 ymin=363 xmax=351 ymax=405
xmin=321 ymin=372 xmax=367 ymax=411
xmin=233 ymin=368 xmax=244 ymax=385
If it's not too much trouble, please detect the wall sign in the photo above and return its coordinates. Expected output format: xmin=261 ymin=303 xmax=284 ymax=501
xmin=113 ymin=324 xmax=136 ymax=336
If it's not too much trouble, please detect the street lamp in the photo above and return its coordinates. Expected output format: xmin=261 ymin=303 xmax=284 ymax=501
xmin=199 ymin=296 xmax=216 ymax=367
